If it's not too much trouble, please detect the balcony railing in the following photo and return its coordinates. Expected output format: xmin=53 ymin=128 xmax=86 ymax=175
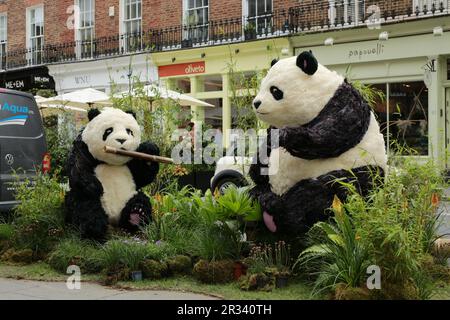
xmin=1 ymin=0 xmax=449 ymax=71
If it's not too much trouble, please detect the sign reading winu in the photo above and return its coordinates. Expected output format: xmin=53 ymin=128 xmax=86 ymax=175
xmin=159 ymin=62 xmax=206 ymax=77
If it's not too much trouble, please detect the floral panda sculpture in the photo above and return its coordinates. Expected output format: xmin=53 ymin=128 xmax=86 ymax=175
xmin=250 ymin=51 xmax=387 ymax=236
xmin=65 ymin=107 xmax=159 ymax=241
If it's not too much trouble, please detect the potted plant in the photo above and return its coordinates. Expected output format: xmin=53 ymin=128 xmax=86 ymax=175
xmin=131 ymin=270 xmax=143 ymax=281
xmin=244 ymin=23 xmax=257 ymax=40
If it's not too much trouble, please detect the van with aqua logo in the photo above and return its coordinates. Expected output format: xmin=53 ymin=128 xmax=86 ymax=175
xmin=0 ymin=88 xmax=48 ymax=212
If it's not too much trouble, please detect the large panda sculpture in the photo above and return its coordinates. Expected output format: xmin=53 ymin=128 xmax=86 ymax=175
xmin=65 ymin=107 xmax=159 ymax=241
xmin=250 ymin=51 xmax=387 ymax=236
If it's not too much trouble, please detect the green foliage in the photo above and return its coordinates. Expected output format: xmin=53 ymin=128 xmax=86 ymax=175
xmin=42 ymin=114 xmax=74 ymax=181
xmin=47 ymin=237 xmax=103 ymax=274
xmin=100 ymin=239 xmax=172 ymax=271
xmin=296 ymin=198 xmax=370 ymax=296
xmin=145 ymin=186 xmax=260 ymax=261
xmin=12 ymin=173 xmax=66 ymax=256
xmin=0 ymin=224 xmax=14 ymax=241
xmin=193 ymin=259 xmax=235 ymax=284
xmin=351 ymin=81 xmax=385 ymax=109
xmin=296 ymin=157 xmax=447 ymax=299
xmin=246 ymin=241 xmax=292 ymax=276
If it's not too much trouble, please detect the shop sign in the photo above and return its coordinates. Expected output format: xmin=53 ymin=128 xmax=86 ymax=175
xmin=347 ymin=42 xmax=385 ymax=60
xmin=159 ymin=62 xmax=205 ymax=77
xmin=5 ymin=80 xmax=26 ymax=90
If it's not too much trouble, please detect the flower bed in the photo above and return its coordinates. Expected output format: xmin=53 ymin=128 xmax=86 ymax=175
xmin=0 ymin=157 xmax=449 ymax=300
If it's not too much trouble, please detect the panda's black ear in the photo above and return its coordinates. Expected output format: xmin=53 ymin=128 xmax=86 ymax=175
xmin=296 ymin=51 xmax=318 ymax=76
xmin=271 ymin=59 xmax=279 ymax=67
xmin=88 ymin=108 xmax=101 ymax=121
xmin=126 ymin=110 xmax=137 ymax=119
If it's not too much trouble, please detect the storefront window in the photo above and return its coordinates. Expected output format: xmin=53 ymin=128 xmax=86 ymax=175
xmin=389 ymin=82 xmax=428 ymax=155
xmin=204 ymin=98 xmax=223 ymax=129
xmin=171 ymin=77 xmax=191 ymax=93
xmin=371 ymin=83 xmax=388 ymax=147
xmin=371 ymin=81 xmax=428 ymax=155
xmin=198 ymin=74 xmax=222 ymax=92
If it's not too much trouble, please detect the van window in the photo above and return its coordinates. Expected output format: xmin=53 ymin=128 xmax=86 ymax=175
xmin=0 ymin=93 xmax=43 ymax=138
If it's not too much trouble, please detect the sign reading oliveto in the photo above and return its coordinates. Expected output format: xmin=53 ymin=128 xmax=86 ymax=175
xmin=159 ymin=61 xmax=206 ymax=77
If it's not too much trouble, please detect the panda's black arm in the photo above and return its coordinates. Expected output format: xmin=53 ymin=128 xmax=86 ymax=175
xmin=279 ymin=84 xmax=371 ymax=160
xmin=127 ymin=141 xmax=160 ymax=190
xmin=67 ymin=138 xmax=104 ymax=197
xmin=249 ymin=127 xmax=273 ymax=186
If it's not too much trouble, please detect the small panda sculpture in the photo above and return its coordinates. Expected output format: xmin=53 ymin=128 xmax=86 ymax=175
xmin=250 ymin=51 xmax=387 ymax=236
xmin=65 ymin=107 xmax=159 ymax=241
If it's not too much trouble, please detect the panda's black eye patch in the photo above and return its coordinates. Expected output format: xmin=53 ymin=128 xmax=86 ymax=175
xmin=270 ymin=86 xmax=284 ymax=101
xmin=126 ymin=129 xmax=134 ymax=137
xmin=103 ymin=127 xmax=113 ymax=141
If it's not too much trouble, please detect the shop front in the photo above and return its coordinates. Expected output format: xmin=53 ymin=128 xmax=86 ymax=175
xmin=293 ymin=30 xmax=450 ymax=169
xmin=152 ymin=38 xmax=291 ymax=147
xmin=0 ymin=66 xmax=55 ymax=93
xmin=47 ymin=54 xmax=158 ymax=95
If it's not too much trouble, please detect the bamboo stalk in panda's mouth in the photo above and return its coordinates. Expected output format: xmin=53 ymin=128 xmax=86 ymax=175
xmin=103 ymin=146 xmax=174 ymax=164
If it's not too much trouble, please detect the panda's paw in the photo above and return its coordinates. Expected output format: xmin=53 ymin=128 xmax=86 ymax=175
xmin=263 ymin=211 xmax=277 ymax=233
xmin=137 ymin=141 xmax=160 ymax=156
xmin=129 ymin=206 xmax=145 ymax=226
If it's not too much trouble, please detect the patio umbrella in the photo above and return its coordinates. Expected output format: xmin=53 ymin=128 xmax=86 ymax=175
xmin=38 ymin=104 xmax=88 ymax=117
xmin=109 ymin=85 xmax=214 ymax=107
xmin=39 ymin=88 xmax=112 ymax=109
xmin=34 ymin=95 xmax=47 ymax=104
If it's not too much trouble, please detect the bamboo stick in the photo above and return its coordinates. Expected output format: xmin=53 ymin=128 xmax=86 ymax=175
xmin=104 ymin=146 xmax=174 ymax=164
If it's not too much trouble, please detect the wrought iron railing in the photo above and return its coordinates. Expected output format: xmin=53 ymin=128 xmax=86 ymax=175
xmin=0 ymin=0 xmax=449 ymax=71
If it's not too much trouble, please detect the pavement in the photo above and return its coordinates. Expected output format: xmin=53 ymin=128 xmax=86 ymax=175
xmin=0 ymin=278 xmax=218 ymax=300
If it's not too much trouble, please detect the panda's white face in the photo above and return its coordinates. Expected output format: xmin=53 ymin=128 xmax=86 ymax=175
xmin=82 ymin=107 xmax=141 ymax=166
xmin=253 ymin=53 xmax=344 ymax=128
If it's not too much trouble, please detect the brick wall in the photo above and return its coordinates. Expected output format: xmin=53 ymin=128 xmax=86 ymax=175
xmin=45 ymin=0 xmax=74 ymax=45
xmin=0 ymin=0 xmax=417 ymax=52
xmin=144 ymin=0 xmax=182 ymax=30
xmin=210 ymin=0 xmax=242 ymax=20
xmin=95 ymin=0 xmax=119 ymax=38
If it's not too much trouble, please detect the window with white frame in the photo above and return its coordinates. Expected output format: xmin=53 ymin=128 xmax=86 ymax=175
xmin=246 ymin=0 xmax=273 ymax=35
xmin=184 ymin=0 xmax=209 ymax=43
xmin=0 ymin=14 xmax=6 ymax=69
xmin=27 ymin=6 xmax=44 ymax=65
xmin=122 ymin=0 xmax=142 ymax=51
xmin=76 ymin=0 xmax=95 ymax=58
xmin=123 ymin=0 xmax=142 ymax=34
xmin=331 ymin=0 xmax=365 ymax=26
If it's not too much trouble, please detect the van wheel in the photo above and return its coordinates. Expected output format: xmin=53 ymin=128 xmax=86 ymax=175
xmin=211 ymin=175 xmax=248 ymax=195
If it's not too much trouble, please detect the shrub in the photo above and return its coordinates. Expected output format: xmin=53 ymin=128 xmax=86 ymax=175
xmin=141 ymin=259 xmax=168 ymax=279
xmin=296 ymin=158 xmax=447 ymax=300
xmin=0 ymin=224 xmax=14 ymax=241
xmin=0 ymin=248 xmax=34 ymax=264
xmin=47 ymin=238 xmax=103 ymax=274
xmin=12 ymin=173 xmax=65 ymax=258
xmin=296 ymin=196 xmax=371 ymax=296
xmin=166 ymin=255 xmax=192 ymax=275
xmin=193 ymin=259 xmax=235 ymax=284
xmin=100 ymin=239 xmax=173 ymax=272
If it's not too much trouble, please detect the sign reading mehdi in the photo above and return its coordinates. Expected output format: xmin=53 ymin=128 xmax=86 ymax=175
xmin=159 ymin=62 xmax=205 ymax=77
